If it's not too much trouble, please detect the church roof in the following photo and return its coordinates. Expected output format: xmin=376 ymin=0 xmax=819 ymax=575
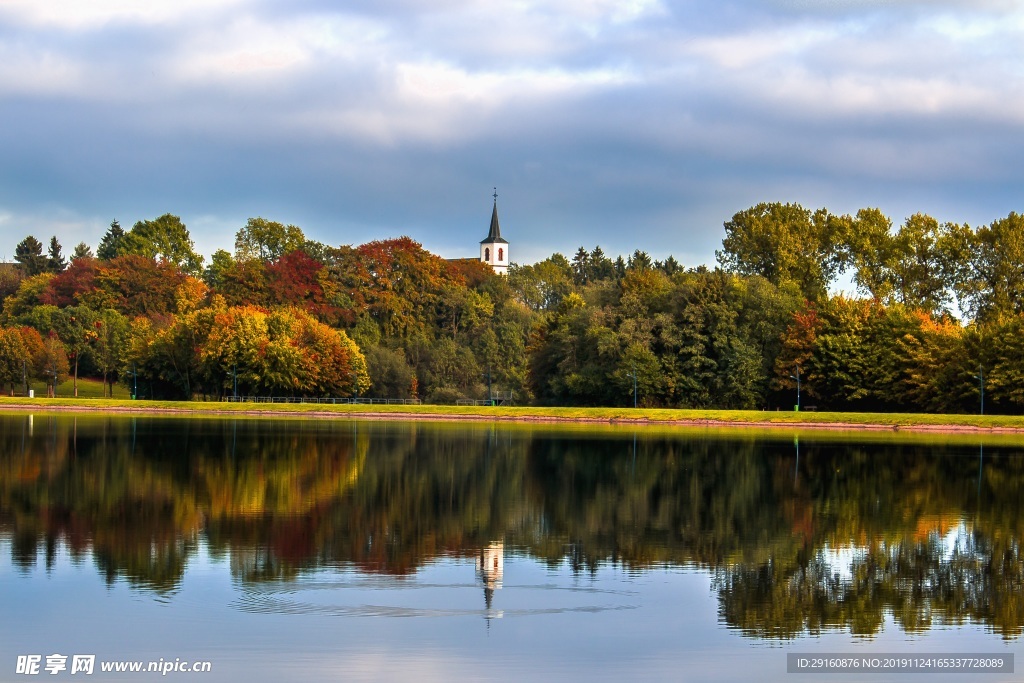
xmin=481 ymin=198 xmax=508 ymax=244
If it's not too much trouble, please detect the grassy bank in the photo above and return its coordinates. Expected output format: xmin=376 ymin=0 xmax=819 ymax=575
xmin=10 ymin=377 xmax=131 ymax=399
xmin=0 ymin=395 xmax=1021 ymax=432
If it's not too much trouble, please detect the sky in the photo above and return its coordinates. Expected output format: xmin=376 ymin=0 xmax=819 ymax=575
xmin=0 ymin=0 xmax=1022 ymax=267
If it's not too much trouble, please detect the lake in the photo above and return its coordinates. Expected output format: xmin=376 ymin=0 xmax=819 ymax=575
xmin=1 ymin=414 xmax=1021 ymax=682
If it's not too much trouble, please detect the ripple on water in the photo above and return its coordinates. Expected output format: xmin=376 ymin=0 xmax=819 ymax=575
xmin=232 ymin=576 xmax=639 ymax=618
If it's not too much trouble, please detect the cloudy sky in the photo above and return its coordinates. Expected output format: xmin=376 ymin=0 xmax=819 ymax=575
xmin=1 ymin=0 xmax=1022 ymax=266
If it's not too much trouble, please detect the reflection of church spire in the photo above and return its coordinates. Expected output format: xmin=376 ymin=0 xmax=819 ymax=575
xmin=476 ymin=541 xmax=504 ymax=624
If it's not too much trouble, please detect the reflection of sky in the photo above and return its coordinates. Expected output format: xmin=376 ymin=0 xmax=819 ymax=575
xmin=1 ymin=537 xmax=1017 ymax=683
xmin=820 ymin=519 xmax=975 ymax=582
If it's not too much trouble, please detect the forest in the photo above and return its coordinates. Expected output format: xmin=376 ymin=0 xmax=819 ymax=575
xmin=1 ymin=202 xmax=1023 ymax=412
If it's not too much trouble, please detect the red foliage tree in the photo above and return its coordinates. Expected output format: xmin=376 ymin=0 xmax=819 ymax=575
xmin=263 ymin=250 xmax=340 ymax=322
xmin=40 ymin=256 xmax=100 ymax=307
xmin=97 ymin=255 xmax=187 ymax=317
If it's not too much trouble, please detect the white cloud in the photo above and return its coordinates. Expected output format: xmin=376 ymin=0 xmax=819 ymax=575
xmin=0 ymin=47 xmax=84 ymax=96
xmin=685 ymin=24 xmax=838 ymax=70
xmin=1 ymin=0 xmax=1024 ymax=263
xmin=0 ymin=0 xmax=249 ymax=30
xmin=292 ymin=60 xmax=636 ymax=145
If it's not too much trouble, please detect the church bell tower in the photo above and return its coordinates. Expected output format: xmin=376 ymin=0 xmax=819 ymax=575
xmin=480 ymin=189 xmax=509 ymax=275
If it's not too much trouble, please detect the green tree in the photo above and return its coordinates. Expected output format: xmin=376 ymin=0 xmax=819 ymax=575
xmin=203 ymin=249 xmax=235 ymax=288
xmin=46 ymin=237 xmax=67 ymax=273
xmin=571 ymin=247 xmax=590 ymax=285
xmin=97 ymin=220 xmax=126 ymax=261
xmin=94 ymin=309 xmax=130 ymax=397
xmin=717 ymin=202 xmax=846 ymax=300
xmin=889 ymin=214 xmax=950 ymax=312
xmin=52 ymin=306 xmax=100 ymax=397
xmin=0 ymin=327 xmax=28 ymax=394
xmin=234 ymin=217 xmax=306 ymax=262
xmin=844 ymin=208 xmax=894 ymax=301
xmin=364 ymin=346 xmax=416 ymax=398
xmin=588 ymin=246 xmax=615 ymax=281
xmin=71 ymin=242 xmax=94 ymax=262
xmin=121 ymin=214 xmax=203 ymax=275
xmin=14 ymin=236 xmax=48 ymax=276
xmin=627 ymin=250 xmax=653 ymax=271
xmin=967 ymin=213 xmax=1024 ymax=322
xmin=507 ymin=255 xmax=574 ymax=311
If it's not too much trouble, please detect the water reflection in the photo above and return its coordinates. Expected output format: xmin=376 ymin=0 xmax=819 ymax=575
xmin=2 ymin=414 xmax=1024 ymax=640
xmin=477 ymin=541 xmax=504 ymax=621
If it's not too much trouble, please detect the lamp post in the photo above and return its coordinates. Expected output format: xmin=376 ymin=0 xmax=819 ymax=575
xmin=132 ymin=362 xmax=138 ymax=400
xmin=974 ymin=366 xmax=984 ymax=415
xmin=789 ymin=365 xmax=801 ymax=411
xmin=485 ymin=366 xmax=493 ymax=406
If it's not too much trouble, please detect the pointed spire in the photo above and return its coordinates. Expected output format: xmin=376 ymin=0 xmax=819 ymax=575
xmin=481 ymin=187 xmax=508 ymax=244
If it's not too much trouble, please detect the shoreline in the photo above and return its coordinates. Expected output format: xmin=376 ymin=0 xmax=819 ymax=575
xmin=1 ymin=400 xmax=1022 ymax=434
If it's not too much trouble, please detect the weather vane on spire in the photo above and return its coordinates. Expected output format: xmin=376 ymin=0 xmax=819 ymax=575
xmin=493 ymin=187 xmax=498 ymax=201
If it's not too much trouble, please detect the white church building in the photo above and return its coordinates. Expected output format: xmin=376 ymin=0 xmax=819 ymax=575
xmin=479 ymin=191 xmax=509 ymax=275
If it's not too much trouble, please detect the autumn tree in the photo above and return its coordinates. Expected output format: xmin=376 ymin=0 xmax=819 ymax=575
xmin=39 ymin=257 xmax=101 ymax=308
xmin=2 ymin=274 xmax=55 ymax=322
xmin=97 ymin=255 xmax=187 ymax=317
xmin=263 ymin=250 xmax=340 ymax=322
xmin=38 ymin=333 xmax=70 ymax=397
xmin=0 ymin=265 xmax=25 ymax=309
xmin=198 ymin=305 xmax=368 ymax=397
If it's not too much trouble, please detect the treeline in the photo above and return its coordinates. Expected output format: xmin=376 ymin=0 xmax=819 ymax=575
xmin=523 ymin=203 xmax=1024 ymax=412
xmin=0 ymin=214 xmax=523 ymax=401
xmin=1 ymin=203 xmax=1023 ymax=411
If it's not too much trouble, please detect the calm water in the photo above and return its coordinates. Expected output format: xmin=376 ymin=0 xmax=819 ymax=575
xmin=1 ymin=414 xmax=1022 ymax=682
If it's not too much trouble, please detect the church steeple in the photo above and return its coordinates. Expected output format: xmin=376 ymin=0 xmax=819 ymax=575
xmin=480 ymin=188 xmax=509 ymax=275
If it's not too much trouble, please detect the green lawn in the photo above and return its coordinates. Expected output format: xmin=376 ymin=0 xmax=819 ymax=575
xmin=14 ymin=377 xmax=131 ymax=399
xmin=0 ymin=394 xmax=1017 ymax=429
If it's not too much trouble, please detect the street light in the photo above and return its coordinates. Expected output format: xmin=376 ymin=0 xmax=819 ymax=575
xmin=789 ymin=365 xmax=801 ymax=412
xmin=974 ymin=366 xmax=984 ymax=415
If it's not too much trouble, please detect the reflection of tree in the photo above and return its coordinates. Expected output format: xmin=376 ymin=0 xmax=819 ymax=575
xmin=4 ymin=415 xmax=1024 ymax=639
xmin=716 ymin=529 xmax=1024 ymax=640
